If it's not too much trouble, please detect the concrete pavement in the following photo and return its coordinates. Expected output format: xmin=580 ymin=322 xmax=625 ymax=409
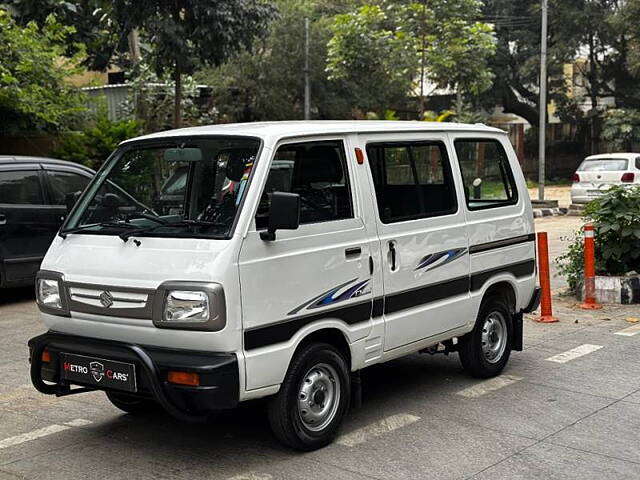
xmin=1 ymin=216 xmax=639 ymax=480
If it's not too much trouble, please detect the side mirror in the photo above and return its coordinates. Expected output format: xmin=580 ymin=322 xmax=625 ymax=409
xmin=260 ymin=192 xmax=300 ymax=241
xmin=64 ymin=191 xmax=81 ymax=212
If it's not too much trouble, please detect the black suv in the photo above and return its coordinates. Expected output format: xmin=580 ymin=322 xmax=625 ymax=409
xmin=0 ymin=156 xmax=94 ymax=288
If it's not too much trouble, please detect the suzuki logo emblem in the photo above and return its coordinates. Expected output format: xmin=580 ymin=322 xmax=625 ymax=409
xmin=90 ymin=361 xmax=105 ymax=382
xmin=99 ymin=291 xmax=114 ymax=308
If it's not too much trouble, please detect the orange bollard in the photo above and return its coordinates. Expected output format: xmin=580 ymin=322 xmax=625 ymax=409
xmin=535 ymin=232 xmax=559 ymax=323
xmin=580 ymin=224 xmax=602 ymax=310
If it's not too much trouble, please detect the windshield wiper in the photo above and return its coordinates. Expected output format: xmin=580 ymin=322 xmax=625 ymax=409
xmin=58 ymin=221 xmax=139 ymax=239
xmin=123 ymin=212 xmax=168 ymax=225
xmin=118 ymin=219 xmax=226 ymax=242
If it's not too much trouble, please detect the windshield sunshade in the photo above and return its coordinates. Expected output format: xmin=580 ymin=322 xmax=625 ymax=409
xmin=63 ymin=137 xmax=260 ymax=239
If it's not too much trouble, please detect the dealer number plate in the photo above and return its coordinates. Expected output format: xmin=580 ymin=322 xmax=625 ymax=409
xmin=60 ymin=353 xmax=137 ymax=392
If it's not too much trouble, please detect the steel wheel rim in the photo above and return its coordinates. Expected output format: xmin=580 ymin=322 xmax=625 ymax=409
xmin=297 ymin=363 xmax=341 ymax=432
xmin=481 ymin=311 xmax=507 ymax=364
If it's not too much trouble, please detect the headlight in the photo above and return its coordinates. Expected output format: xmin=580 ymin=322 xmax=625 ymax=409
xmin=164 ymin=290 xmax=209 ymax=322
xmin=37 ymin=279 xmax=62 ymax=309
xmin=153 ymin=282 xmax=226 ymax=331
xmin=35 ymin=271 xmax=69 ymax=316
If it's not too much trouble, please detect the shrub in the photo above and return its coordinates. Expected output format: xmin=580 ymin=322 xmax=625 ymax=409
xmin=556 ymin=185 xmax=640 ymax=294
xmin=53 ymin=108 xmax=141 ymax=170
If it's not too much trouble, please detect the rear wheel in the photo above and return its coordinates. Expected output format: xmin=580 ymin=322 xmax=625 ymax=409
xmin=106 ymin=391 xmax=158 ymax=415
xmin=459 ymin=295 xmax=513 ymax=378
xmin=268 ymin=342 xmax=350 ymax=451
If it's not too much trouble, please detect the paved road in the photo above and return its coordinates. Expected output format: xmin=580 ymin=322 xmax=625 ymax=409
xmin=1 ymin=217 xmax=639 ymax=480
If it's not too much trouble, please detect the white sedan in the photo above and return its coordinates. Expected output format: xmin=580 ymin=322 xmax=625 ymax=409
xmin=571 ymin=152 xmax=640 ymax=204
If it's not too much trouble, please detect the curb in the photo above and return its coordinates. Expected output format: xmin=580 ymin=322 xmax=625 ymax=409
xmin=577 ymin=275 xmax=640 ymax=304
xmin=532 ymin=207 xmax=568 ymax=218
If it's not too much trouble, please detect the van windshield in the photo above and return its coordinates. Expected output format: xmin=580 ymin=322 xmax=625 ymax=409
xmin=63 ymin=137 xmax=260 ymax=239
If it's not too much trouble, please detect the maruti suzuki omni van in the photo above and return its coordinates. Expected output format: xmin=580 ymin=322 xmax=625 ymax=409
xmin=29 ymin=121 xmax=540 ymax=450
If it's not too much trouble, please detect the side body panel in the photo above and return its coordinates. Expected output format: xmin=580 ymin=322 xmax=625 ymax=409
xmin=357 ymin=132 xmax=472 ymax=353
xmin=448 ymin=132 xmax=536 ymax=319
xmin=238 ymin=135 xmax=379 ymax=392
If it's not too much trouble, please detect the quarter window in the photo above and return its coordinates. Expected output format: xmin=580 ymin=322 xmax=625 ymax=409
xmin=454 ymin=139 xmax=517 ymax=209
xmin=366 ymin=142 xmax=457 ymax=223
xmin=0 ymin=170 xmax=44 ymax=205
xmin=256 ymin=140 xmax=353 ymax=229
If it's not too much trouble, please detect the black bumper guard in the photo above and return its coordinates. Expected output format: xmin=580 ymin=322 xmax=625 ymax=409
xmin=28 ymin=332 xmax=235 ymax=423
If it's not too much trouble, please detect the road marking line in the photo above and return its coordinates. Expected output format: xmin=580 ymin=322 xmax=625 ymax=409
xmin=0 ymin=418 xmax=93 ymax=449
xmin=456 ymin=375 xmax=523 ymax=399
xmin=64 ymin=418 xmax=93 ymax=427
xmin=546 ymin=344 xmax=603 ymax=363
xmin=614 ymin=324 xmax=640 ymax=337
xmin=226 ymin=474 xmax=273 ymax=480
xmin=336 ymin=413 xmax=420 ymax=447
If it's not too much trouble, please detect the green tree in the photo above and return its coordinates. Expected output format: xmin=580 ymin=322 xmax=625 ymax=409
xmin=200 ymin=0 xmax=363 ymax=121
xmin=4 ymin=0 xmax=127 ymax=70
xmin=0 ymin=8 xmax=87 ymax=133
xmin=600 ymin=109 xmax=640 ymax=151
xmin=109 ymin=0 xmax=276 ymax=128
xmin=326 ymin=0 xmax=495 ymax=117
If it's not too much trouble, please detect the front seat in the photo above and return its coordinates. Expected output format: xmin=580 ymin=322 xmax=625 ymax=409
xmin=292 ymin=146 xmax=344 ymax=223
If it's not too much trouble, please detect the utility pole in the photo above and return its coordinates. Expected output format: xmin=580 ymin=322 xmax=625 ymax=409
xmin=538 ymin=0 xmax=548 ymax=201
xmin=304 ymin=18 xmax=311 ymax=120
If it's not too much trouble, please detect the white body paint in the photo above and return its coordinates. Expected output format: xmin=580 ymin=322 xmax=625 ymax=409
xmin=38 ymin=121 xmax=537 ymax=402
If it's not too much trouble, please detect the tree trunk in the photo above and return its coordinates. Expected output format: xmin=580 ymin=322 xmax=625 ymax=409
xmin=173 ymin=64 xmax=182 ymax=129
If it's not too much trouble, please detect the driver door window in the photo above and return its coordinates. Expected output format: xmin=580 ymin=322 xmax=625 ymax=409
xmin=255 ymin=140 xmax=353 ymax=230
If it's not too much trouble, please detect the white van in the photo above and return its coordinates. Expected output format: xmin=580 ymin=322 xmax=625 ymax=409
xmin=29 ymin=121 xmax=540 ymax=450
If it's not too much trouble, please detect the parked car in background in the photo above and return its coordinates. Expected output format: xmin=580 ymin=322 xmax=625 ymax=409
xmin=0 ymin=156 xmax=93 ymax=288
xmin=571 ymin=153 xmax=640 ymax=204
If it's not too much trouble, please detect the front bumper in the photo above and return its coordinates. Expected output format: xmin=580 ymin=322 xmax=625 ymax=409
xmin=28 ymin=331 xmax=239 ymax=421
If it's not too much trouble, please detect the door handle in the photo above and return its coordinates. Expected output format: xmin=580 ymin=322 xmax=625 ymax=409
xmin=0 ymin=214 xmax=6 ymax=225
xmin=345 ymin=247 xmax=362 ymax=259
xmin=388 ymin=241 xmax=396 ymax=271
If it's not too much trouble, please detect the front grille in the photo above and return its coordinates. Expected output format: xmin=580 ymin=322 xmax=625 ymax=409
xmin=65 ymin=282 xmax=155 ymax=319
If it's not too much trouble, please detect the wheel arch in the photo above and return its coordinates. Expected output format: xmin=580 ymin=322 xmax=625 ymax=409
xmin=481 ymin=279 xmax=518 ymax=313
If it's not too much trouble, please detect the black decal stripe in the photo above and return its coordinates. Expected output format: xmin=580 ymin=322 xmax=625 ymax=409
xmin=384 ymin=276 xmax=469 ymax=315
xmin=372 ymin=297 xmax=384 ymax=317
xmin=469 ymin=234 xmax=535 ymax=254
xmin=245 ymin=258 xmax=536 ymax=351
xmin=244 ymin=300 xmax=372 ymax=350
xmin=470 ymin=259 xmax=535 ymax=291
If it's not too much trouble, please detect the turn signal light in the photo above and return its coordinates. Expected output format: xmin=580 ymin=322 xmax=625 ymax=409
xmin=621 ymin=172 xmax=635 ymax=183
xmin=41 ymin=350 xmax=51 ymax=363
xmin=572 ymin=173 xmax=580 ymax=183
xmin=167 ymin=370 xmax=200 ymax=387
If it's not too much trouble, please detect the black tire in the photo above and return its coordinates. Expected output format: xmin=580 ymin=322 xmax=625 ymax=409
xmin=459 ymin=295 xmax=513 ymax=378
xmin=268 ymin=342 xmax=350 ymax=451
xmin=106 ymin=391 xmax=158 ymax=415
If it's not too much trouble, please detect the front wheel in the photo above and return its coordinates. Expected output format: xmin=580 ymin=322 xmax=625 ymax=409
xmin=459 ymin=296 xmax=513 ymax=378
xmin=268 ymin=343 xmax=350 ymax=451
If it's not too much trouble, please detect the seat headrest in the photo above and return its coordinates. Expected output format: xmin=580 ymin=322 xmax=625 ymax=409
xmin=295 ymin=146 xmax=343 ymax=184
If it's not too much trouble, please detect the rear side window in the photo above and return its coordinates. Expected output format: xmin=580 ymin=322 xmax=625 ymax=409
xmin=47 ymin=171 xmax=91 ymax=205
xmin=255 ymin=140 xmax=353 ymax=229
xmin=578 ymin=158 xmax=628 ymax=171
xmin=454 ymin=139 xmax=517 ymax=210
xmin=366 ymin=141 xmax=457 ymax=223
xmin=0 ymin=170 xmax=44 ymax=205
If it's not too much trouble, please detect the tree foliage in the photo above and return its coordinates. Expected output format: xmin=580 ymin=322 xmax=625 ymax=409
xmin=326 ymin=0 xmax=495 ymax=115
xmin=600 ymin=109 xmax=640 ymax=151
xmin=109 ymin=0 xmax=277 ymax=127
xmin=0 ymin=8 xmax=87 ymax=133
xmin=200 ymin=0 xmax=356 ymax=121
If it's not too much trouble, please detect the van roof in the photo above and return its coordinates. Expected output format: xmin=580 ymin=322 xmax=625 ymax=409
xmin=123 ymin=121 xmax=506 ymax=145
